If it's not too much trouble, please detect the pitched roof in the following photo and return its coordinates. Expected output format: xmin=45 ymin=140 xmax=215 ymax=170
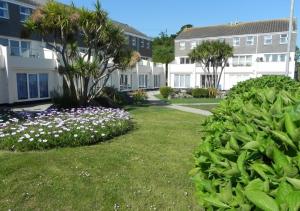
xmin=17 ymin=0 xmax=47 ymax=6
xmin=176 ymin=19 xmax=297 ymax=40
xmin=112 ymin=21 xmax=150 ymax=39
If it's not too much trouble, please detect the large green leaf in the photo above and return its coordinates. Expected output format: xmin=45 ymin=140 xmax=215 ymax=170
xmin=245 ymin=190 xmax=279 ymax=211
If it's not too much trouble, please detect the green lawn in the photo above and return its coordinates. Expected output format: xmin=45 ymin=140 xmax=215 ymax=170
xmin=183 ymin=104 xmax=218 ymax=112
xmin=155 ymin=94 xmax=222 ymax=104
xmin=0 ymin=106 xmax=204 ymax=210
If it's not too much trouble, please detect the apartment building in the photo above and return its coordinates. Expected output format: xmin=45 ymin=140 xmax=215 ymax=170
xmin=169 ymin=19 xmax=297 ymax=90
xmin=0 ymin=0 xmax=165 ymax=104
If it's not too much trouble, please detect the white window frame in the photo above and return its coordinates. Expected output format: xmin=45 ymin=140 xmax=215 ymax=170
xmin=179 ymin=42 xmax=186 ymax=50
xmin=174 ymin=74 xmax=190 ymax=88
xmin=154 ymin=75 xmax=161 ymax=88
xmin=139 ymin=74 xmax=148 ymax=88
xmin=140 ymin=39 xmax=144 ymax=48
xmin=132 ymin=37 xmax=136 ymax=46
xmin=233 ymin=37 xmax=240 ymax=46
xmin=264 ymin=54 xmax=286 ymax=62
xmin=146 ymin=41 xmax=150 ymax=49
xmin=264 ymin=35 xmax=272 ymax=45
xmin=246 ymin=36 xmax=254 ymax=46
xmin=0 ymin=1 xmax=9 ymax=19
xmin=19 ymin=6 xmax=31 ymax=22
xmin=232 ymin=55 xmax=252 ymax=66
xmin=190 ymin=41 xmax=197 ymax=49
xmin=120 ymin=74 xmax=132 ymax=90
xmin=280 ymin=34 xmax=288 ymax=44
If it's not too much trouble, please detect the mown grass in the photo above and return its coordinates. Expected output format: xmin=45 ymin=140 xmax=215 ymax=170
xmin=0 ymin=106 xmax=204 ymax=210
xmin=155 ymin=94 xmax=221 ymax=104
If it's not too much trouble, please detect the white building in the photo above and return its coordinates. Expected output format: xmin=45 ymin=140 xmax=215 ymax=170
xmin=0 ymin=0 xmax=165 ymax=104
xmin=169 ymin=19 xmax=297 ymax=90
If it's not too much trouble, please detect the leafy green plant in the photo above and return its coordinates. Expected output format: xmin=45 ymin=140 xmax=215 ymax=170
xmin=192 ymin=88 xmax=209 ymax=98
xmin=132 ymin=89 xmax=148 ymax=104
xmin=228 ymin=75 xmax=300 ymax=98
xmin=191 ymin=77 xmax=300 ymax=210
xmin=160 ymin=87 xmax=173 ymax=98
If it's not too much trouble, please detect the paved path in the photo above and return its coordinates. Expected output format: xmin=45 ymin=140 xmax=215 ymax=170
xmin=147 ymin=91 xmax=213 ymax=116
xmin=12 ymin=103 xmax=52 ymax=113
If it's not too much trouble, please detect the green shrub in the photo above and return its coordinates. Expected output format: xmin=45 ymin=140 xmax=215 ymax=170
xmin=100 ymin=87 xmax=132 ymax=106
xmin=192 ymin=88 xmax=209 ymax=98
xmin=132 ymin=89 xmax=148 ymax=104
xmin=51 ymin=90 xmax=80 ymax=108
xmin=191 ymin=77 xmax=300 ymax=210
xmin=228 ymin=75 xmax=300 ymax=98
xmin=160 ymin=87 xmax=173 ymax=98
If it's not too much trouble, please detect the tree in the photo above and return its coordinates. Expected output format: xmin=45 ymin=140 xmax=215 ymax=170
xmin=25 ymin=0 xmax=139 ymax=105
xmin=176 ymin=24 xmax=193 ymax=36
xmin=189 ymin=40 xmax=233 ymax=89
xmin=152 ymin=32 xmax=174 ymax=85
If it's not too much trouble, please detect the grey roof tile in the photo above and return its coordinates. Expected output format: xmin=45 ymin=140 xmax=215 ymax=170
xmin=112 ymin=20 xmax=150 ymax=39
xmin=176 ymin=19 xmax=297 ymax=40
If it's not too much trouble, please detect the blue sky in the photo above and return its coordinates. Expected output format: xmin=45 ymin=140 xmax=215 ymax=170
xmin=60 ymin=0 xmax=300 ymax=45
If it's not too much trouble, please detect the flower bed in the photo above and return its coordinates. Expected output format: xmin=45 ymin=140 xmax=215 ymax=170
xmin=0 ymin=107 xmax=132 ymax=151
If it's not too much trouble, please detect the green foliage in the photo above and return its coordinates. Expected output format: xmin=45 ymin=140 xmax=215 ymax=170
xmin=99 ymin=87 xmax=132 ymax=106
xmin=189 ymin=40 xmax=233 ymax=89
xmin=132 ymin=89 xmax=148 ymax=105
xmin=192 ymin=88 xmax=209 ymax=98
xmin=192 ymin=77 xmax=300 ymax=210
xmin=152 ymin=32 xmax=174 ymax=65
xmin=228 ymin=75 xmax=300 ymax=98
xmin=160 ymin=87 xmax=173 ymax=98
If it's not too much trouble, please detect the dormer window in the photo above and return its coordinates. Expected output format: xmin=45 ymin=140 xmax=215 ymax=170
xmin=20 ymin=6 xmax=31 ymax=22
xmin=246 ymin=36 xmax=254 ymax=45
xmin=264 ymin=35 xmax=272 ymax=45
xmin=190 ymin=41 xmax=197 ymax=49
xmin=280 ymin=34 xmax=288 ymax=44
xmin=179 ymin=42 xmax=186 ymax=50
xmin=0 ymin=1 xmax=9 ymax=19
xmin=233 ymin=37 xmax=240 ymax=46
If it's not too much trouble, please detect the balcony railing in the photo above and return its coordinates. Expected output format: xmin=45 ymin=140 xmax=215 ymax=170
xmin=9 ymin=47 xmax=44 ymax=58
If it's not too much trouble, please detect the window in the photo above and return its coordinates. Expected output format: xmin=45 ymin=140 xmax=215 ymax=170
xmin=146 ymin=41 xmax=150 ymax=49
xmin=20 ymin=6 xmax=31 ymax=22
xmin=28 ymin=74 xmax=38 ymax=98
xmin=179 ymin=42 xmax=185 ymax=50
xmin=280 ymin=34 xmax=288 ymax=44
xmin=17 ymin=73 xmax=28 ymax=100
xmin=139 ymin=74 xmax=148 ymax=88
xmin=264 ymin=35 xmax=272 ymax=45
xmin=10 ymin=40 xmax=20 ymax=56
xmin=190 ymin=41 xmax=197 ymax=49
xmin=246 ymin=36 xmax=254 ymax=45
xmin=0 ymin=37 xmax=8 ymax=46
xmin=0 ymin=1 xmax=9 ymax=19
xmin=180 ymin=58 xmax=185 ymax=64
xmin=132 ymin=37 xmax=136 ymax=46
xmin=219 ymin=38 xmax=225 ymax=42
xmin=200 ymin=75 xmax=218 ymax=88
xmin=154 ymin=75 xmax=160 ymax=88
xmin=140 ymin=39 xmax=144 ymax=48
xmin=174 ymin=74 xmax=190 ymax=88
xmin=21 ymin=41 xmax=30 ymax=57
xmin=264 ymin=54 xmax=286 ymax=62
xmin=120 ymin=74 xmax=131 ymax=90
xmin=232 ymin=55 xmax=252 ymax=66
xmin=233 ymin=37 xmax=240 ymax=46
xmin=39 ymin=73 xmax=49 ymax=98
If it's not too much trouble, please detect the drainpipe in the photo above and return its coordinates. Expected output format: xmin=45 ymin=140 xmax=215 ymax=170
xmin=286 ymin=0 xmax=295 ymax=77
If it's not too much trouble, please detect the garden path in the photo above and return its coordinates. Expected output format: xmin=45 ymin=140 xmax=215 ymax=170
xmin=147 ymin=91 xmax=213 ymax=116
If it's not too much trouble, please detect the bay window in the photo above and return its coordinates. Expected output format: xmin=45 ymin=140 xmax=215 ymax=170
xmin=174 ymin=74 xmax=190 ymax=88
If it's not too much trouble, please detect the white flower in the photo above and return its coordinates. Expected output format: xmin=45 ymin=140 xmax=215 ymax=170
xmin=43 ymin=139 xmax=47 ymax=143
xmin=74 ymin=134 xmax=78 ymax=138
xmin=29 ymin=138 xmax=34 ymax=142
xmin=24 ymin=134 xmax=30 ymax=138
xmin=101 ymin=133 xmax=106 ymax=137
xmin=54 ymin=134 xmax=59 ymax=138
